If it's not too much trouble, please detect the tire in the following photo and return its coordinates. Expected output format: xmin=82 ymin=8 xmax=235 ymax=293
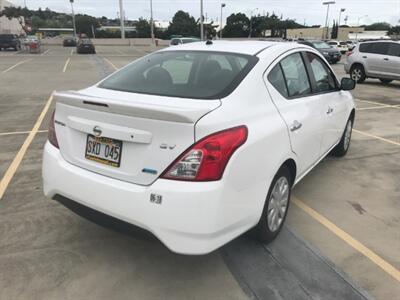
xmin=350 ymin=64 xmax=366 ymax=83
xmin=254 ymin=166 xmax=292 ymax=243
xmin=379 ymin=78 xmax=393 ymax=84
xmin=331 ymin=118 xmax=353 ymax=157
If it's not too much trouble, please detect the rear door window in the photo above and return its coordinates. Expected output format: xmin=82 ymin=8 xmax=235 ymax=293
xmin=268 ymin=64 xmax=289 ymax=98
xmin=279 ymin=53 xmax=311 ymax=97
xmin=388 ymin=43 xmax=400 ymax=57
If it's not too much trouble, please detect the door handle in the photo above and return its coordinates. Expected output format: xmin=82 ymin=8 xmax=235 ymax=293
xmin=362 ymin=56 xmax=367 ymax=59
xmin=290 ymin=120 xmax=302 ymax=132
xmin=383 ymin=58 xmax=389 ymax=61
xmin=327 ymin=107 xmax=334 ymax=115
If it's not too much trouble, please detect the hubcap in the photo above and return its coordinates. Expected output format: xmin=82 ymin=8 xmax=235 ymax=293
xmin=351 ymin=68 xmax=362 ymax=81
xmin=344 ymin=120 xmax=352 ymax=150
xmin=267 ymin=177 xmax=289 ymax=232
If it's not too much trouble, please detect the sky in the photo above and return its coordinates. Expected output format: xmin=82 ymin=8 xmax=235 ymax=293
xmin=9 ymin=0 xmax=400 ymax=26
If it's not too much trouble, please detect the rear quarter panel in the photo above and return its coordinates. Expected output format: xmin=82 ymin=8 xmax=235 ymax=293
xmin=194 ymin=54 xmax=295 ymax=229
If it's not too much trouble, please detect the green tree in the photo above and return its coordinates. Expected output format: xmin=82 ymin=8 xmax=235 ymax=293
xmin=364 ymin=22 xmax=391 ymax=31
xmin=136 ymin=18 xmax=151 ymax=38
xmin=388 ymin=26 xmax=400 ymax=36
xmin=75 ymin=14 xmax=100 ymax=37
xmin=166 ymin=11 xmax=199 ymax=38
xmin=0 ymin=6 xmax=32 ymax=34
xmin=223 ymin=13 xmax=249 ymax=37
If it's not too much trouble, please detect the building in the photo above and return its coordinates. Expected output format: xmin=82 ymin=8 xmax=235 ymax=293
xmin=0 ymin=0 xmax=24 ymax=34
xmin=287 ymin=27 xmax=364 ymax=41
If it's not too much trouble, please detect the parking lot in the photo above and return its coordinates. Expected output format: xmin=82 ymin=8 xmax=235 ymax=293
xmin=0 ymin=44 xmax=399 ymax=300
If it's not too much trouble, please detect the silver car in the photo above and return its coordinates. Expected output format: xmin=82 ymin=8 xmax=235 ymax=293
xmin=344 ymin=41 xmax=400 ymax=84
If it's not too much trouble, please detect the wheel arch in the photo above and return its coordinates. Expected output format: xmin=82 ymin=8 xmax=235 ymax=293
xmin=280 ymin=158 xmax=297 ymax=187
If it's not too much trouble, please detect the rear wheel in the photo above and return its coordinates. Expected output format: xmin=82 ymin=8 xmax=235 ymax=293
xmin=332 ymin=118 xmax=353 ymax=157
xmin=255 ymin=166 xmax=292 ymax=243
xmin=350 ymin=65 xmax=366 ymax=83
xmin=379 ymin=78 xmax=393 ymax=84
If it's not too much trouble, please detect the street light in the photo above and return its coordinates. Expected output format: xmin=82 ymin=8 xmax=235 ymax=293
xmin=248 ymin=8 xmax=258 ymax=38
xmin=70 ymin=0 xmax=77 ymax=38
xmin=356 ymin=15 xmax=368 ymax=42
xmin=220 ymin=3 xmax=226 ymax=39
xmin=200 ymin=0 xmax=204 ymax=40
xmin=338 ymin=8 xmax=345 ymax=26
xmin=118 ymin=0 xmax=125 ymax=39
xmin=150 ymin=0 xmax=154 ymax=45
xmin=322 ymin=1 xmax=335 ymax=40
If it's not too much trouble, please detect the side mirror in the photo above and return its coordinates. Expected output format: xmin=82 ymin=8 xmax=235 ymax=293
xmin=341 ymin=77 xmax=356 ymax=91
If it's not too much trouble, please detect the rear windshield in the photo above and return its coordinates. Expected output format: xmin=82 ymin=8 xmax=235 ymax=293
xmin=0 ymin=34 xmax=14 ymax=40
xmin=312 ymin=41 xmax=331 ymax=49
xmin=99 ymin=51 xmax=258 ymax=99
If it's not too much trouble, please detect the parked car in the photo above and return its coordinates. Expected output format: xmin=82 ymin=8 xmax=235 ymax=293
xmin=327 ymin=41 xmax=348 ymax=54
xmin=346 ymin=40 xmax=356 ymax=51
xmin=76 ymin=38 xmax=96 ymax=54
xmin=0 ymin=34 xmax=21 ymax=51
xmin=63 ymin=37 xmax=77 ymax=47
xmin=170 ymin=37 xmax=200 ymax=46
xmin=43 ymin=41 xmax=355 ymax=255
xmin=298 ymin=40 xmax=342 ymax=63
xmin=345 ymin=40 xmax=400 ymax=84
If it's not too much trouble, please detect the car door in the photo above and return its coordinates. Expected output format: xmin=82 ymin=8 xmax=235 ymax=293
xmin=363 ymin=42 xmax=391 ymax=77
xmin=264 ymin=52 xmax=325 ymax=176
xmin=384 ymin=43 xmax=400 ymax=79
xmin=303 ymin=51 xmax=348 ymax=153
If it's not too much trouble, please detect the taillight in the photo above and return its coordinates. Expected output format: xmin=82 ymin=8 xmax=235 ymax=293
xmin=161 ymin=126 xmax=248 ymax=181
xmin=347 ymin=51 xmax=353 ymax=57
xmin=48 ymin=110 xmax=59 ymax=149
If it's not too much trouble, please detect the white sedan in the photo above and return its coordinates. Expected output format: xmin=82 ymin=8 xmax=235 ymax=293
xmin=42 ymin=41 xmax=356 ymax=254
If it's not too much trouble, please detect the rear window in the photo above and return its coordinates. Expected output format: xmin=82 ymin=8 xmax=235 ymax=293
xmin=0 ymin=34 xmax=14 ymax=40
xmin=99 ymin=51 xmax=258 ymax=99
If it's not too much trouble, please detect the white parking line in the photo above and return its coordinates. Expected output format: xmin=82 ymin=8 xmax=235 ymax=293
xmin=1 ymin=59 xmax=32 ymax=73
xmin=353 ymin=129 xmax=400 ymax=147
xmin=63 ymin=57 xmax=71 ymax=73
xmin=41 ymin=49 xmax=50 ymax=56
xmin=103 ymin=57 xmax=118 ymax=71
xmin=0 ymin=130 xmax=48 ymax=137
xmin=70 ymin=49 xmax=74 ymax=56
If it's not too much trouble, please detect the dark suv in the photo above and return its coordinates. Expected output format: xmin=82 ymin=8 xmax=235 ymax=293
xmin=0 ymin=34 xmax=21 ymax=51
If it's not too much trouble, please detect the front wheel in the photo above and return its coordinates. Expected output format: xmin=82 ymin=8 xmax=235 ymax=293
xmin=254 ymin=166 xmax=292 ymax=243
xmin=331 ymin=118 xmax=353 ymax=157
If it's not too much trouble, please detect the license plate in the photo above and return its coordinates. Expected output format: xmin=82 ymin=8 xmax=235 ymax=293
xmin=85 ymin=135 xmax=122 ymax=167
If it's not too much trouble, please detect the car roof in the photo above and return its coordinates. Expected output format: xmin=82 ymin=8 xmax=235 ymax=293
xmin=360 ymin=40 xmax=400 ymax=44
xmin=161 ymin=40 xmax=284 ymax=56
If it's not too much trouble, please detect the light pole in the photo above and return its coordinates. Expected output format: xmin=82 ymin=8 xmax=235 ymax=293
xmin=150 ymin=0 xmax=154 ymax=45
xmin=70 ymin=0 xmax=77 ymax=38
xmin=248 ymin=8 xmax=258 ymax=38
xmin=200 ymin=0 xmax=204 ymax=40
xmin=356 ymin=15 xmax=368 ymax=42
xmin=220 ymin=3 xmax=226 ymax=39
xmin=119 ymin=0 xmax=125 ymax=39
xmin=338 ymin=8 xmax=345 ymax=26
xmin=322 ymin=1 xmax=335 ymax=40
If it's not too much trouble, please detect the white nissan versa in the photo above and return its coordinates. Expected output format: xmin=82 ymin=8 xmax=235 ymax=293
xmin=42 ymin=41 xmax=356 ymax=254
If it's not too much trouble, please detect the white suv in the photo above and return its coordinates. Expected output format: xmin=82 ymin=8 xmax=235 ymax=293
xmin=345 ymin=40 xmax=400 ymax=84
xmin=43 ymin=41 xmax=356 ymax=254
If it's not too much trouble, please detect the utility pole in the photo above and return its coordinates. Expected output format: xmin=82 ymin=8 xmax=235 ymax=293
xmin=200 ymin=0 xmax=204 ymax=40
xmin=322 ymin=1 xmax=335 ymax=40
xmin=70 ymin=0 xmax=77 ymax=38
xmin=119 ymin=0 xmax=125 ymax=39
xmin=338 ymin=8 xmax=345 ymax=26
xmin=220 ymin=3 xmax=225 ymax=39
xmin=150 ymin=0 xmax=154 ymax=45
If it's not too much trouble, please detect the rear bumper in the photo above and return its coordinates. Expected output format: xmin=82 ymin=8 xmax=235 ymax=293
xmin=42 ymin=142 xmax=258 ymax=255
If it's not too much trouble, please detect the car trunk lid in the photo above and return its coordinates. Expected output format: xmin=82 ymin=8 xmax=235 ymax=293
xmin=53 ymin=87 xmax=221 ymax=185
